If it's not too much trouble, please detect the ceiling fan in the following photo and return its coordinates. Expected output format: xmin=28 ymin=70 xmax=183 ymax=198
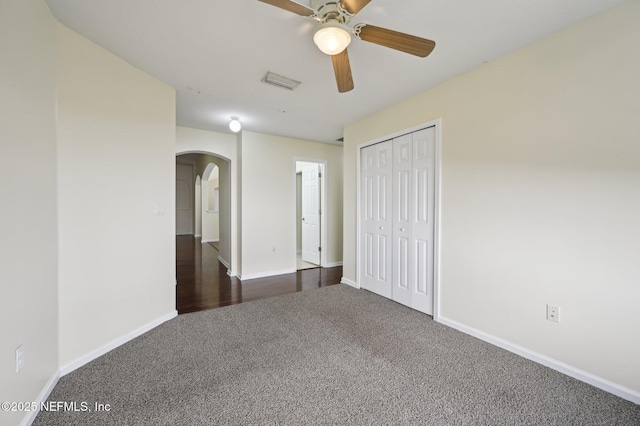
xmin=258 ymin=0 xmax=435 ymax=93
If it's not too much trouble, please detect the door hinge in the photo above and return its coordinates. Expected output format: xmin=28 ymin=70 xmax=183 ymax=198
xmin=318 ymin=209 xmax=322 ymax=215
xmin=318 ymin=246 xmax=322 ymax=252
xmin=318 ymin=172 xmax=322 ymax=178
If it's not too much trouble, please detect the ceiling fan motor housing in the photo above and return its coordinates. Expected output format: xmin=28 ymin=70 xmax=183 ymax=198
xmin=311 ymin=0 xmax=354 ymax=24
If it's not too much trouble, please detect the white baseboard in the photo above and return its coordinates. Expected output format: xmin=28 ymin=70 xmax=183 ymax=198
xmin=438 ymin=316 xmax=640 ymax=405
xmin=20 ymin=370 xmax=60 ymax=426
xmin=324 ymin=261 xmax=343 ymax=268
xmin=239 ymin=268 xmax=296 ymax=281
xmin=340 ymin=277 xmax=358 ymax=288
xmin=218 ymin=255 xmax=230 ymax=270
xmin=194 ymin=234 xmax=201 ymax=238
xmin=59 ymin=310 xmax=178 ymax=377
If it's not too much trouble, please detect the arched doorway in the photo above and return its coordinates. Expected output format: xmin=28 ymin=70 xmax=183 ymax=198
xmin=175 ymin=152 xmax=232 ymax=272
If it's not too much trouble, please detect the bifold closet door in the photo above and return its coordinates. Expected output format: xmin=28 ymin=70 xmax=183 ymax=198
xmin=360 ymin=140 xmax=393 ymax=298
xmin=360 ymin=126 xmax=435 ymax=315
xmin=393 ymin=128 xmax=435 ymax=315
xmin=391 ymin=133 xmax=414 ymax=307
xmin=408 ymin=127 xmax=435 ymax=315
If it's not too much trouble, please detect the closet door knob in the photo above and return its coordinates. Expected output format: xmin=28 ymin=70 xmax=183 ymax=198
xmin=400 ymin=227 xmax=405 ymax=232
xmin=379 ymin=226 xmax=384 ymax=230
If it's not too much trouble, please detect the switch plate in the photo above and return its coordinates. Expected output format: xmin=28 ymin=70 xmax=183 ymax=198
xmin=16 ymin=345 xmax=24 ymax=373
xmin=546 ymin=305 xmax=560 ymax=323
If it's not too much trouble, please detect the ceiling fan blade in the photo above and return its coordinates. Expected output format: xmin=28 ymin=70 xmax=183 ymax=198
xmin=258 ymin=0 xmax=316 ymax=17
xmin=332 ymin=49 xmax=354 ymax=93
xmin=340 ymin=0 xmax=372 ymax=15
xmin=357 ymin=24 xmax=435 ymax=57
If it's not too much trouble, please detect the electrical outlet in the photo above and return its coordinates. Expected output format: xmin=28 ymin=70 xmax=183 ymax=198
xmin=15 ymin=345 xmax=24 ymax=373
xmin=546 ymin=304 xmax=560 ymax=323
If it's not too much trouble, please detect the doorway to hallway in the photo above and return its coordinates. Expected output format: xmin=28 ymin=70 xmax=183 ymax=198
xmin=295 ymin=160 xmax=326 ymax=271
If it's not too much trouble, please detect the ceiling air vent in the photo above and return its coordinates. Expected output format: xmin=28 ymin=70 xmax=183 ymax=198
xmin=261 ymin=72 xmax=301 ymax=91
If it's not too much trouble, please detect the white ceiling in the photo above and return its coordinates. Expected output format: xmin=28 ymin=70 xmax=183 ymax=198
xmin=45 ymin=0 xmax=623 ymax=144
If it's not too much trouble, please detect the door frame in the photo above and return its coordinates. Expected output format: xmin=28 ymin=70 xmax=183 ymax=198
xmin=356 ymin=118 xmax=442 ymax=322
xmin=293 ymin=158 xmax=328 ymax=269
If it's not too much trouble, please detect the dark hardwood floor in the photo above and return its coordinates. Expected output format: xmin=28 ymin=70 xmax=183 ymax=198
xmin=176 ymin=235 xmax=343 ymax=314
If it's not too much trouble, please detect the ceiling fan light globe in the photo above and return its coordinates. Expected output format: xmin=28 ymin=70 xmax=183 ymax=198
xmin=313 ymin=24 xmax=352 ymax=55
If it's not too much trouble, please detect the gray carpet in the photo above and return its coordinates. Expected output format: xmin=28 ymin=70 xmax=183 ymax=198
xmin=35 ymin=285 xmax=639 ymax=425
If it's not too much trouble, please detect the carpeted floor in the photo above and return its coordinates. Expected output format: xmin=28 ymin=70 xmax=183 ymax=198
xmin=34 ymin=285 xmax=639 ymax=425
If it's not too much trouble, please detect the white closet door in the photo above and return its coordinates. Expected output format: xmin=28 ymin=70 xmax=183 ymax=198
xmin=392 ymin=133 xmax=413 ymax=307
xmin=360 ymin=141 xmax=393 ymax=298
xmin=359 ymin=126 xmax=436 ymax=315
xmin=411 ymin=127 xmax=435 ymax=315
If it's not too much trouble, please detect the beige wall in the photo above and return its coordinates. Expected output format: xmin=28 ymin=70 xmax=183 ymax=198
xmin=240 ymin=131 xmax=343 ymax=278
xmin=0 ymin=1 xmax=59 ymax=424
xmin=57 ymin=24 xmax=177 ymax=368
xmin=343 ymin=1 xmax=640 ymax=396
xmin=176 ymin=163 xmax=195 ymax=235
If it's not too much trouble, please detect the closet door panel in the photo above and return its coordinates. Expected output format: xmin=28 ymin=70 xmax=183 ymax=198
xmin=360 ymin=141 xmax=393 ymax=298
xmin=392 ymin=134 xmax=413 ymax=307
xmin=411 ymin=127 xmax=435 ymax=315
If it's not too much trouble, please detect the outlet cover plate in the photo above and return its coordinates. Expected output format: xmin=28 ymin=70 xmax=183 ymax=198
xmin=546 ymin=304 xmax=560 ymax=323
xmin=15 ymin=345 xmax=24 ymax=373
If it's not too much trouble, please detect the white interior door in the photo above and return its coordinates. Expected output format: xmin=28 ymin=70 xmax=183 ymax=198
xmin=360 ymin=140 xmax=393 ymax=298
xmin=301 ymin=163 xmax=321 ymax=265
xmin=411 ymin=127 xmax=436 ymax=315
xmin=392 ymin=133 xmax=413 ymax=307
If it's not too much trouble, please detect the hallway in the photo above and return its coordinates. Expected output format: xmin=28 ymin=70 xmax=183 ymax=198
xmin=176 ymin=235 xmax=343 ymax=314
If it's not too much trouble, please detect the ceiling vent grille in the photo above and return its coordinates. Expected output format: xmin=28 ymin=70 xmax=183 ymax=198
xmin=261 ymin=72 xmax=301 ymax=91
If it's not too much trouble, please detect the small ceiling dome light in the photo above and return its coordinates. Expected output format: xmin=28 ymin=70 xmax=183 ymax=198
xmin=228 ymin=117 xmax=241 ymax=133
xmin=313 ymin=22 xmax=352 ymax=55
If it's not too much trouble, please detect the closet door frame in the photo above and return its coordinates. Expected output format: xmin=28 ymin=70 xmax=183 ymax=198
xmin=356 ymin=118 xmax=442 ymax=322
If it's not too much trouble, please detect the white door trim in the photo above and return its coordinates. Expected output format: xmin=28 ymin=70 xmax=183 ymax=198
xmin=356 ymin=118 xmax=442 ymax=322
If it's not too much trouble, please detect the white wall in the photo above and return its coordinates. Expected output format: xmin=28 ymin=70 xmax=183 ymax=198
xmin=343 ymin=2 xmax=640 ymax=397
xmin=239 ymin=131 xmax=343 ymax=279
xmin=176 ymin=126 xmax=237 ymax=274
xmin=57 ymin=24 xmax=177 ymax=368
xmin=0 ymin=1 xmax=59 ymax=424
xmin=176 ymin=164 xmax=194 ymax=235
